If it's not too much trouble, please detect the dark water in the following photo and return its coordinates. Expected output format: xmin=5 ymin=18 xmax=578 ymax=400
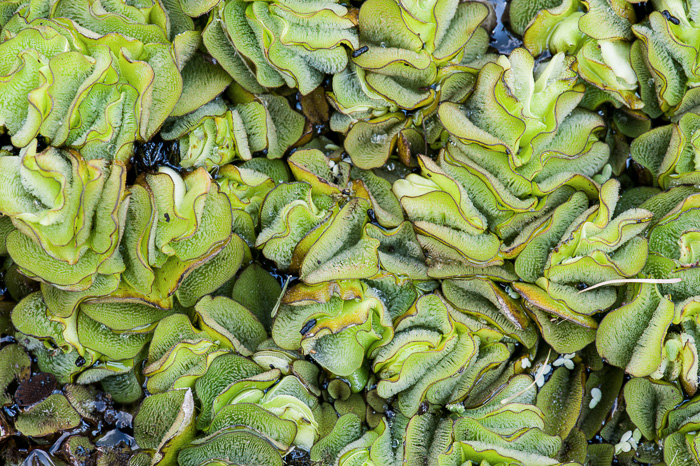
xmin=284 ymin=449 xmax=312 ymax=466
xmin=490 ymin=0 xmax=523 ymax=54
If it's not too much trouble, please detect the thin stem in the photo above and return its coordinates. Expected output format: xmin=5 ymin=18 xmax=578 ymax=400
xmin=270 ymin=276 xmax=291 ymax=318
xmin=577 ymin=278 xmax=682 ymax=293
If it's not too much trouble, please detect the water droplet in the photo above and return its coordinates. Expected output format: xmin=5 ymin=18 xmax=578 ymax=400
xmin=370 ymin=133 xmax=387 ymax=145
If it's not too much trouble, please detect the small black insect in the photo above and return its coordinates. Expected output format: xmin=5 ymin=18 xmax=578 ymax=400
xmin=662 ymin=10 xmax=681 ymax=25
xmin=352 ymin=46 xmax=369 ymax=58
xmin=164 ymin=213 xmax=170 ymax=222
xmin=367 ymin=208 xmax=377 ymax=224
xmin=300 ymin=319 xmax=317 ymax=335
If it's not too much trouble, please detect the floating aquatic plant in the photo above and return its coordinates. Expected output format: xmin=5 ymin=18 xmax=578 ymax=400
xmin=331 ymin=0 xmax=492 ymax=168
xmin=1 ymin=1 xmax=700 ymax=464
xmin=204 ymin=0 xmax=359 ymax=95
xmin=272 ymin=280 xmax=393 ymax=383
xmin=0 ymin=141 xmax=128 ymax=290
xmin=324 ymin=374 xmax=562 ymax=465
xmin=631 ymin=111 xmax=700 ymax=188
xmin=631 ymin=0 xmax=700 ymax=117
xmin=513 ymin=179 xmax=652 ymax=352
xmin=160 ymin=93 xmax=305 ymax=169
xmin=255 ymin=150 xmax=386 ymax=283
xmin=118 ymin=165 xmax=244 ymax=307
xmin=511 ymin=0 xmax=641 ymax=110
xmin=392 ymin=155 xmax=502 ymax=275
xmin=438 ymin=48 xmax=607 ymax=246
xmin=372 ymin=293 xmax=512 ymax=416
xmin=11 ymin=291 xmax=155 ymax=402
xmin=0 ymin=0 xmax=231 ymax=159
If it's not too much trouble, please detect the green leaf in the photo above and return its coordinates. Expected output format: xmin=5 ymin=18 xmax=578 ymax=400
xmin=536 ymin=365 xmax=585 ymax=438
xmin=299 ymin=198 xmax=380 ymax=283
xmin=0 ymin=142 xmax=128 ymax=290
xmin=0 ymin=344 xmax=31 ymax=405
xmin=195 ymin=295 xmax=267 ymax=355
xmin=624 ymin=377 xmax=682 ymax=441
xmin=597 ymin=283 xmax=675 ymax=377
xmin=311 ymin=413 xmax=363 ymax=464
xmin=194 ymin=353 xmax=265 ymax=430
xmin=15 ymin=393 xmax=81 ymax=437
xmin=178 ymin=429 xmax=284 ymax=466
xmin=442 ymin=278 xmax=538 ymax=348
xmin=372 ymin=294 xmax=489 ymax=416
xmin=231 ymin=264 xmax=282 ymax=331
xmin=134 ymin=388 xmax=197 ymax=465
